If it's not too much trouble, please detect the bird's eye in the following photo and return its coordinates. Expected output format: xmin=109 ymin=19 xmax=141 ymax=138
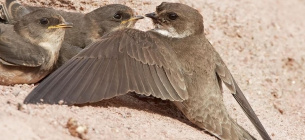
xmin=113 ymin=13 xmax=122 ymax=20
xmin=168 ymin=13 xmax=178 ymax=20
xmin=40 ymin=18 xmax=49 ymax=25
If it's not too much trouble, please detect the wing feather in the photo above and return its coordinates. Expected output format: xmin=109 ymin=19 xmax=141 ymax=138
xmin=215 ymin=63 xmax=271 ymax=140
xmin=0 ymin=26 xmax=45 ymax=67
xmin=24 ymin=28 xmax=188 ymax=104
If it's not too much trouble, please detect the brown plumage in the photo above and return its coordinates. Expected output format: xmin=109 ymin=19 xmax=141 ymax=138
xmin=0 ymin=9 xmax=72 ymax=85
xmin=2 ymin=0 xmax=143 ymax=67
xmin=24 ymin=2 xmax=270 ymax=140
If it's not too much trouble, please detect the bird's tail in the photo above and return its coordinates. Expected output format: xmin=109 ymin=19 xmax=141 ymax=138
xmin=207 ymin=114 xmax=257 ymax=140
xmin=173 ymin=101 xmax=257 ymax=140
xmin=0 ymin=0 xmax=30 ymax=24
xmin=231 ymin=118 xmax=257 ymax=140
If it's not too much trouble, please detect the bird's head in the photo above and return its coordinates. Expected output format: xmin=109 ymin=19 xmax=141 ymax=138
xmin=86 ymin=4 xmax=143 ymax=34
xmin=14 ymin=9 xmax=72 ymax=51
xmin=146 ymin=2 xmax=203 ymax=38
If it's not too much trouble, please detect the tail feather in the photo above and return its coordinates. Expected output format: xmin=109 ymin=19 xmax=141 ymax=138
xmin=173 ymin=98 xmax=257 ymax=140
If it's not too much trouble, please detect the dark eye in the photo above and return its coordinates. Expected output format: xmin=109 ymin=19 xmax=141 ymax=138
xmin=168 ymin=13 xmax=178 ymax=20
xmin=40 ymin=18 xmax=49 ymax=25
xmin=113 ymin=13 xmax=122 ymax=20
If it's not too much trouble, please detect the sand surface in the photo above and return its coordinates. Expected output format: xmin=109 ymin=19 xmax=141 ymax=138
xmin=1 ymin=0 xmax=305 ymax=139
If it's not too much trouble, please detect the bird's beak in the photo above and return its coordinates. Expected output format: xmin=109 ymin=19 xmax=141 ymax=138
xmin=48 ymin=22 xmax=73 ymax=29
xmin=145 ymin=12 xmax=157 ymax=19
xmin=121 ymin=15 xmax=144 ymax=25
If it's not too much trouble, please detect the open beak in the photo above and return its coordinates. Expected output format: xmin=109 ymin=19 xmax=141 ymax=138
xmin=48 ymin=22 xmax=73 ymax=29
xmin=145 ymin=12 xmax=157 ymax=19
xmin=121 ymin=15 xmax=144 ymax=25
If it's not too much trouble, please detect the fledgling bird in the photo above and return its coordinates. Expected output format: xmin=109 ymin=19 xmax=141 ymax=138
xmin=1 ymin=0 xmax=144 ymax=67
xmin=24 ymin=4 xmax=142 ymax=48
xmin=24 ymin=2 xmax=271 ymax=140
xmin=0 ymin=9 xmax=72 ymax=85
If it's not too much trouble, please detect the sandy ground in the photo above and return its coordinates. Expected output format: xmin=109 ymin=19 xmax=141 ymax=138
xmin=1 ymin=0 xmax=305 ymax=139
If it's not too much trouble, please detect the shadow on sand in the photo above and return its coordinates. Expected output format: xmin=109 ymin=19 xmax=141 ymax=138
xmin=76 ymin=92 xmax=214 ymax=136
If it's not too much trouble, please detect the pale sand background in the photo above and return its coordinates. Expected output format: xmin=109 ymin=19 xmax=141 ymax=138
xmin=0 ymin=0 xmax=305 ymax=139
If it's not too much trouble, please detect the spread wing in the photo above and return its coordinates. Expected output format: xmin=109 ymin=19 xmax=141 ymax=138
xmin=24 ymin=28 xmax=188 ymax=105
xmin=0 ymin=25 xmax=44 ymax=67
xmin=215 ymin=61 xmax=271 ymax=140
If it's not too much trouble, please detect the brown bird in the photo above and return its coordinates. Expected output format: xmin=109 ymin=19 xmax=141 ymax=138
xmin=1 ymin=0 xmax=144 ymax=67
xmin=24 ymin=2 xmax=270 ymax=140
xmin=0 ymin=9 xmax=72 ymax=85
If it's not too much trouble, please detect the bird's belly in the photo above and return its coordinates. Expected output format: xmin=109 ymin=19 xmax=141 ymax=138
xmin=0 ymin=64 xmax=46 ymax=85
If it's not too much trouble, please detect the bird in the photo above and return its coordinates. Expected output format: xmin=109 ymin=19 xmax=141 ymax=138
xmin=1 ymin=0 xmax=144 ymax=67
xmin=24 ymin=2 xmax=271 ymax=140
xmin=0 ymin=9 xmax=72 ymax=85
